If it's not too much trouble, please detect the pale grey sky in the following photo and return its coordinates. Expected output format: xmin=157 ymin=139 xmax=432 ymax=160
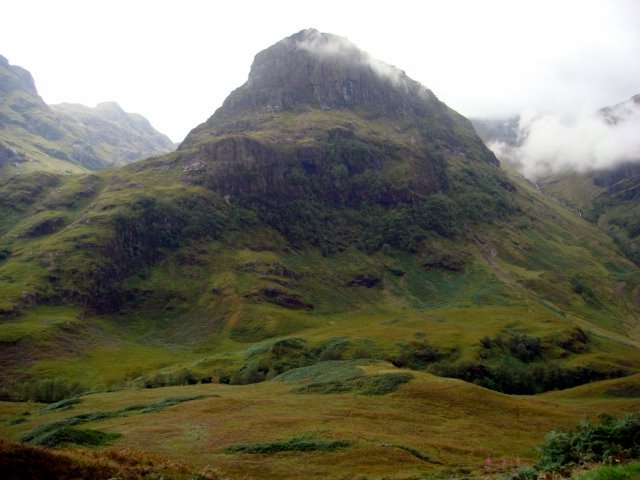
xmin=2 ymin=0 xmax=639 ymax=143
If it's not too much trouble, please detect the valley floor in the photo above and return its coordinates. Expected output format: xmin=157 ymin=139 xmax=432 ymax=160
xmin=1 ymin=363 xmax=638 ymax=479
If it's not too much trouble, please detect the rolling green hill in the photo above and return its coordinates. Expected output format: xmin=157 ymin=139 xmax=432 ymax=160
xmin=0 ymin=54 xmax=174 ymax=176
xmin=1 ymin=29 xmax=639 ymax=479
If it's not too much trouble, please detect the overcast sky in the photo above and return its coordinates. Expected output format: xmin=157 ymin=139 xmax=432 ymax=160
xmin=2 ymin=0 xmax=639 ymax=143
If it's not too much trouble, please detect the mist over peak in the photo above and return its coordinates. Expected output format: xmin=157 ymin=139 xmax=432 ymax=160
xmin=292 ymin=28 xmax=406 ymax=87
xmin=184 ymin=29 xmax=438 ymax=144
xmin=482 ymin=95 xmax=640 ymax=180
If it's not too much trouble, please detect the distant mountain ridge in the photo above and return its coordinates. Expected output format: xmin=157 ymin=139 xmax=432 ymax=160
xmin=0 ymin=54 xmax=174 ymax=175
xmin=471 ymin=94 xmax=640 ymax=265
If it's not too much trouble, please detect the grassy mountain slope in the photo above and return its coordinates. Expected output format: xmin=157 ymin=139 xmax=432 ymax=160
xmin=0 ymin=116 xmax=638 ymax=398
xmin=539 ymin=162 xmax=640 ymax=267
xmin=0 ymin=54 xmax=173 ymax=176
xmin=472 ymin=96 xmax=640 ymax=267
xmin=0 ymin=30 xmax=639 ymax=399
xmin=0 ymin=30 xmax=639 ymax=478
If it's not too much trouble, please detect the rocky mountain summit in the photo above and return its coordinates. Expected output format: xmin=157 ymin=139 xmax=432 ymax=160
xmin=0 ymin=54 xmax=37 ymax=96
xmin=0 ymin=54 xmax=173 ymax=175
xmin=197 ymin=28 xmax=440 ymax=122
xmin=178 ymin=29 xmax=497 ymax=204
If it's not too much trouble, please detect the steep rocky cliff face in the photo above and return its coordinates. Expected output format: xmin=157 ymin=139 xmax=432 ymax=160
xmin=0 ymin=54 xmax=174 ymax=175
xmin=200 ymin=29 xmax=441 ymax=121
xmin=177 ymin=29 xmax=498 ymax=205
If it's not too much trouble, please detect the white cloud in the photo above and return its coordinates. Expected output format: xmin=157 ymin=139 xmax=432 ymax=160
xmin=489 ymin=98 xmax=640 ymax=179
xmin=1 ymin=0 xmax=639 ymax=142
xmin=295 ymin=29 xmax=405 ymax=87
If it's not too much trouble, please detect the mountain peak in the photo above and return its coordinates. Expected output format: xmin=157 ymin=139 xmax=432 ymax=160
xmin=0 ymin=54 xmax=38 ymax=96
xmin=199 ymin=29 xmax=433 ymax=126
xmin=177 ymin=29 xmax=499 ymax=202
xmin=249 ymin=28 xmax=408 ymax=88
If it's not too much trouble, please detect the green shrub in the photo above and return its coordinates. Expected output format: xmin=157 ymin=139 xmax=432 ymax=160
xmin=18 ymin=378 xmax=83 ymax=403
xmin=360 ymin=373 xmax=413 ymax=395
xmin=32 ymin=427 xmax=120 ymax=448
xmin=142 ymin=368 xmax=199 ymax=388
xmin=390 ymin=340 xmax=450 ymax=369
xmin=479 ymin=332 xmax=542 ymax=363
xmin=294 ymin=372 xmax=412 ymax=395
xmin=537 ymin=414 xmax=640 ymax=473
xmin=431 ymin=361 xmax=627 ymax=395
xmin=317 ymin=337 xmax=351 ymax=361
xmin=37 ymin=397 xmax=81 ymax=413
xmin=499 ymin=466 xmax=537 ymax=480
xmin=229 ymin=364 xmax=269 ymax=385
xmin=224 ymin=436 xmax=351 ymax=454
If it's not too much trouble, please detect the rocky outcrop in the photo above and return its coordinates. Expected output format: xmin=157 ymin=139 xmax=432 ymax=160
xmin=0 ymin=54 xmax=37 ymax=96
xmin=0 ymin=142 xmax=27 ymax=168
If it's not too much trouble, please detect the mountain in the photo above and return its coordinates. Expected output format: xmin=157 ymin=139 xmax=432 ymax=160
xmin=51 ymin=101 xmax=176 ymax=167
xmin=0 ymin=54 xmax=174 ymax=176
xmin=0 ymin=30 xmax=639 ymax=479
xmin=471 ymin=116 xmax=520 ymax=148
xmin=473 ymin=95 xmax=640 ymax=265
xmin=541 ymin=162 xmax=640 ymax=266
xmin=179 ymin=29 xmax=496 ymax=204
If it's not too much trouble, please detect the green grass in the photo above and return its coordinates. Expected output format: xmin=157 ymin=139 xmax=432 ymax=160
xmin=0 ymin=306 xmax=83 ymax=342
xmin=36 ymin=397 xmax=81 ymax=413
xmin=293 ymin=372 xmax=413 ymax=395
xmin=31 ymin=427 xmax=121 ymax=448
xmin=19 ymin=394 xmax=218 ymax=445
xmin=575 ymin=461 xmax=640 ymax=480
xmin=224 ymin=436 xmax=352 ymax=454
xmin=2 ymin=369 xmax=639 ymax=479
xmin=274 ymin=360 xmax=372 ymax=384
xmin=0 ymin=148 xmax=638 ymax=399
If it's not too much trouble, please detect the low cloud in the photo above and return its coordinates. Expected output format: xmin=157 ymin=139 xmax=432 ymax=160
xmin=295 ymin=29 xmax=405 ymax=87
xmin=488 ymin=97 xmax=640 ymax=179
